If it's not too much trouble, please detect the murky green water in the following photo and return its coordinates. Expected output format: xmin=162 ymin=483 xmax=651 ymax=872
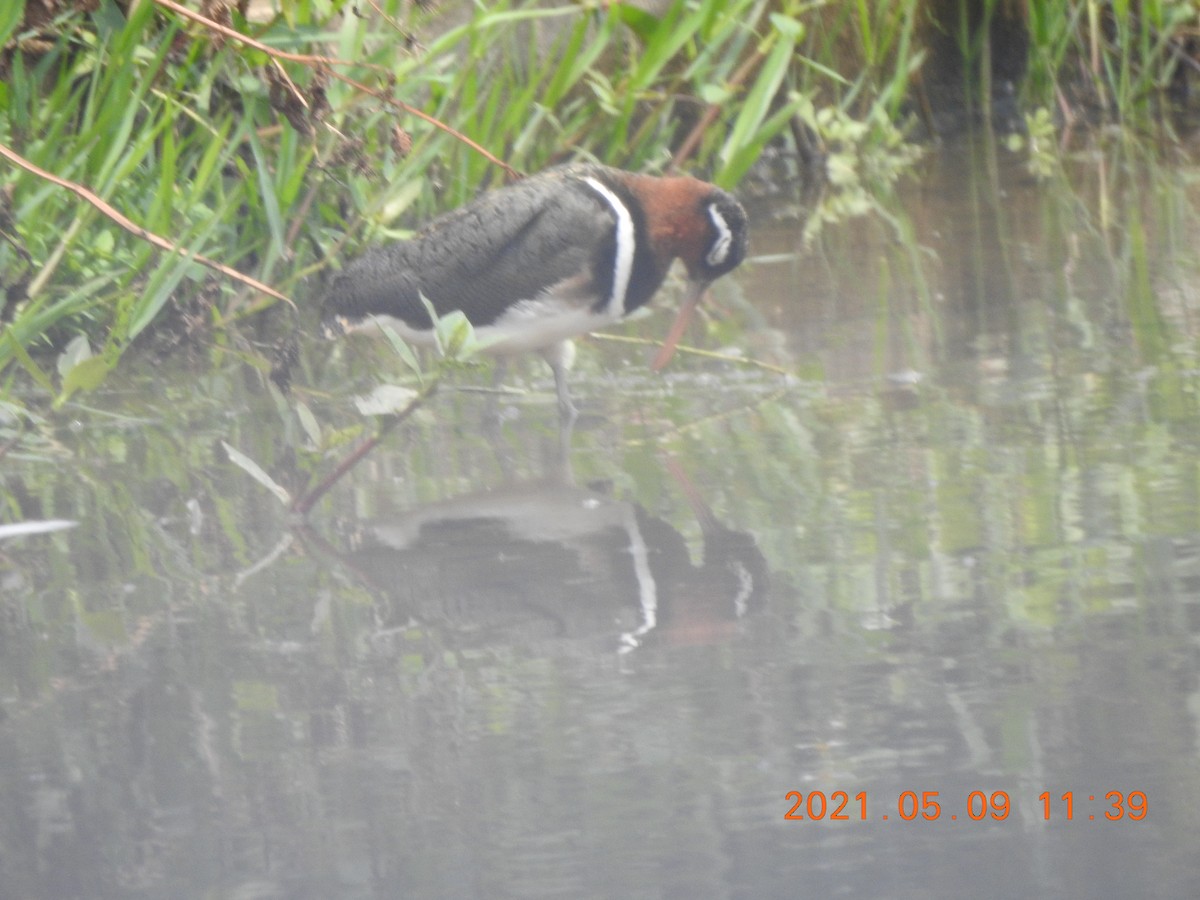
xmin=4 ymin=136 xmax=1200 ymax=898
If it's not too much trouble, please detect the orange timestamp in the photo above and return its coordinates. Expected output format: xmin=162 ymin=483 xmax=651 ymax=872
xmin=784 ymin=790 xmax=1148 ymax=822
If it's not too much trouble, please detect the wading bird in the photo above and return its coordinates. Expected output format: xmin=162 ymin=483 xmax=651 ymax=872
xmin=323 ymin=164 xmax=748 ymax=418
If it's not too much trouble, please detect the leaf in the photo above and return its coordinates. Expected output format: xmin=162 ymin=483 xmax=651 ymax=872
xmin=768 ymin=12 xmax=804 ymax=40
xmin=718 ymin=96 xmax=806 ymax=189
xmin=222 ymin=441 xmax=292 ymax=506
xmin=188 ymin=116 xmax=234 ymax=205
xmin=127 ymin=254 xmax=198 ymax=340
xmin=3 ymin=330 xmax=55 ymax=392
xmin=612 ymin=2 xmax=661 ymax=42
xmin=379 ymin=324 xmax=423 ymax=377
xmin=57 ymin=334 xmax=93 ymax=378
xmin=0 ymin=2 xmax=24 ymax=49
xmin=354 ymin=384 xmax=421 ymax=417
xmin=716 ymin=18 xmax=803 ymax=188
xmin=57 ymin=355 xmax=113 ymax=407
xmin=247 ymin=126 xmax=285 ymax=265
xmin=436 ymin=310 xmax=477 ymax=360
xmin=93 ymin=229 xmax=115 ymax=255
xmin=295 ymin=401 xmax=322 ymax=446
xmin=628 ymin=1 xmax=702 ymax=92
xmin=415 ymin=296 xmax=480 ymax=360
xmin=542 ymin=11 xmax=613 ymax=106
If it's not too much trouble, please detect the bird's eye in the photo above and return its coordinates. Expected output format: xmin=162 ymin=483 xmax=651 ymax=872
xmin=705 ymin=203 xmax=733 ymax=268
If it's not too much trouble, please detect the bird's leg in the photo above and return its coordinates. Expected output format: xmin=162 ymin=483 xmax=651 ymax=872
xmin=482 ymin=357 xmax=508 ymax=430
xmin=481 ymin=357 xmax=518 ymax=476
xmin=542 ymin=341 xmax=578 ymax=424
xmin=556 ymin=406 xmax=576 ymax=475
xmin=552 ymin=363 xmax=578 ymax=423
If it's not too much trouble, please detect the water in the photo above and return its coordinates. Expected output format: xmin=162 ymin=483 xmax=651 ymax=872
xmin=3 ymin=136 xmax=1200 ymax=899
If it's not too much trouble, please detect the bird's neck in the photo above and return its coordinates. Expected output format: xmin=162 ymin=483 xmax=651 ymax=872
xmin=617 ymin=172 xmax=711 ymax=270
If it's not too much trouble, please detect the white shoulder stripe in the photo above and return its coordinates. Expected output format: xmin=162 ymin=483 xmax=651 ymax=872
xmin=582 ymin=176 xmax=635 ymax=317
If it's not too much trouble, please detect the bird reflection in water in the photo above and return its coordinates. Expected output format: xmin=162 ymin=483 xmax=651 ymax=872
xmin=321 ymin=463 xmax=768 ymax=654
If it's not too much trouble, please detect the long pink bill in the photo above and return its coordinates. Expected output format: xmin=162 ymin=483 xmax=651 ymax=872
xmin=651 ymin=280 xmax=708 ymax=371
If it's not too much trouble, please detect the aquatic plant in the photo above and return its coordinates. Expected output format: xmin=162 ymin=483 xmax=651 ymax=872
xmin=1024 ymin=0 xmax=1199 ymax=121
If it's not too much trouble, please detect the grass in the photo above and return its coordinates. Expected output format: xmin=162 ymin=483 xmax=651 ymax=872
xmin=996 ymin=0 xmax=1198 ymax=121
xmin=0 ymin=0 xmax=1197 ymax=411
xmin=0 ymin=0 xmax=827 ymax=402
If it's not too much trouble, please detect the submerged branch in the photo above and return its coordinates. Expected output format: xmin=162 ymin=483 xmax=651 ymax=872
xmin=290 ymin=384 xmax=435 ymax=518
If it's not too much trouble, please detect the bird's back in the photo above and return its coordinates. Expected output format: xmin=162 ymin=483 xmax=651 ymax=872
xmin=325 ymin=168 xmax=620 ymax=330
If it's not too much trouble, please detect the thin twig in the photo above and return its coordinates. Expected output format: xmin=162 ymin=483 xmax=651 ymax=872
xmin=590 ymin=332 xmax=796 ymax=378
xmin=624 ymin=385 xmax=794 ymax=447
xmin=0 ymin=141 xmax=295 ymax=308
xmin=363 ymin=0 xmax=423 ymax=51
xmin=269 ymin=57 xmax=308 ymax=113
xmin=153 ymin=0 xmax=389 ymax=72
xmin=232 ymin=532 xmax=295 ymax=591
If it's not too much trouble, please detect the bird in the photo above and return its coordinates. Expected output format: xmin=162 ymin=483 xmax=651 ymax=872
xmin=322 ymin=163 xmax=749 ymax=418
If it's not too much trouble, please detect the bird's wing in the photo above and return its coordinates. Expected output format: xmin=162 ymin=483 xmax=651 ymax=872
xmin=328 ymin=174 xmax=615 ymax=328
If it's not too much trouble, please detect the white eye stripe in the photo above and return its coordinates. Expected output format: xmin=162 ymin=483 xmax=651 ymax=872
xmin=706 ymin=204 xmax=733 ymax=267
xmin=583 ymin=177 xmax=635 ymax=316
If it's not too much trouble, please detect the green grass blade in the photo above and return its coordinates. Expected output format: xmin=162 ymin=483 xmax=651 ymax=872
xmin=0 ymin=1 xmax=24 ymax=47
xmin=716 ymin=15 xmax=802 ymax=187
xmin=247 ymin=125 xmax=286 ymax=267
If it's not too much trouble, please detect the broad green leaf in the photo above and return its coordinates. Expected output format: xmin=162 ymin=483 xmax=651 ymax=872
xmin=436 ymin=310 xmax=477 ymax=360
xmin=57 ymin=355 xmax=112 ymax=405
xmin=56 ymin=334 xmax=93 ymax=378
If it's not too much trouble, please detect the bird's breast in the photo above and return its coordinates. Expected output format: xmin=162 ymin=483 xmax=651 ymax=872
xmin=348 ymin=285 xmax=624 ymax=357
